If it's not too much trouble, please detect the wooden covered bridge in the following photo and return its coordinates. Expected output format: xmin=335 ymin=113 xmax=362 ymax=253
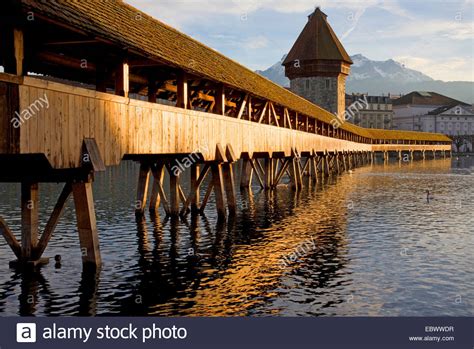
xmin=0 ymin=0 xmax=451 ymax=268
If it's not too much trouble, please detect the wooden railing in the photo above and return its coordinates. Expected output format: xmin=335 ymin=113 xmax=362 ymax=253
xmin=0 ymin=73 xmax=451 ymax=170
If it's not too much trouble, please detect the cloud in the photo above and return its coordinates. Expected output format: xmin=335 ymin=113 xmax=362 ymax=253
xmin=127 ymin=0 xmax=403 ymax=22
xmin=378 ymin=19 xmax=473 ymax=41
xmin=395 ymin=56 xmax=474 ymax=81
xmin=341 ymin=7 xmax=368 ymax=40
xmin=242 ymin=35 xmax=269 ymax=49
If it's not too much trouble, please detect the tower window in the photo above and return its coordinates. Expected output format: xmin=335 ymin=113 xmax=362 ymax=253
xmin=306 ymin=80 xmax=310 ymax=89
xmin=325 ymin=79 xmax=330 ymax=89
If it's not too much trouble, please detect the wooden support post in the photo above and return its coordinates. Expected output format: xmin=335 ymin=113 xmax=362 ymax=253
xmin=264 ymin=158 xmax=274 ymax=189
xmin=288 ymin=151 xmax=303 ymax=190
xmin=222 ymin=163 xmax=236 ymax=215
xmin=21 ymin=182 xmax=39 ymax=261
xmin=334 ymin=152 xmax=340 ymax=175
xmin=190 ymin=164 xmax=200 ymax=212
xmin=135 ymin=162 xmax=151 ymax=217
xmin=14 ymin=28 xmax=24 ymax=76
xmin=323 ymin=153 xmax=330 ymax=177
xmin=342 ymin=153 xmax=347 ymax=172
xmin=295 ymin=157 xmax=303 ymax=190
xmin=236 ymin=94 xmax=248 ymax=119
xmin=149 ymin=163 xmax=164 ymax=213
xmin=248 ymin=96 xmax=252 ymax=121
xmin=168 ymin=165 xmax=180 ymax=216
xmin=115 ymin=58 xmax=129 ymax=97
xmin=177 ymin=71 xmax=188 ymax=109
xmin=72 ymin=181 xmax=101 ymax=267
xmin=240 ymin=159 xmax=253 ymax=188
xmin=288 ymin=158 xmax=298 ymax=190
xmin=211 ymin=163 xmax=226 ymax=218
xmin=148 ymin=74 xmax=157 ymax=103
xmin=310 ymin=156 xmax=318 ymax=183
xmin=214 ymin=84 xmax=225 ymax=115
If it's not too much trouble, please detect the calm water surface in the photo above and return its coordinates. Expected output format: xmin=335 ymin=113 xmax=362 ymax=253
xmin=0 ymin=157 xmax=472 ymax=316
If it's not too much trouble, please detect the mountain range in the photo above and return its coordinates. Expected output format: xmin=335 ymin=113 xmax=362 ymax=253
xmin=256 ymin=54 xmax=473 ymax=103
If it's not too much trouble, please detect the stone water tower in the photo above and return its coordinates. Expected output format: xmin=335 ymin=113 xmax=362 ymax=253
xmin=283 ymin=8 xmax=352 ymax=119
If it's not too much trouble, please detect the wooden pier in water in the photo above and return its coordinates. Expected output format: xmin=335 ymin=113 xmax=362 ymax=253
xmin=0 ymin=0 xmax=451 ymax=269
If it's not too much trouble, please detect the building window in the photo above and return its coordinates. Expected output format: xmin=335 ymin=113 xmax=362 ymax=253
xmin=305 ymin=80 xmax=310 ymax=89
xmin=325 ymin=79 xmax=330 ymax=89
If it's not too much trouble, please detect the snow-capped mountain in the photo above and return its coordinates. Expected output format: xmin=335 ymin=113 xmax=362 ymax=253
xmin=348 ymin=54 xmax=432 ymax=83
xmin=256 ymin=54 xmax=473 ymax=103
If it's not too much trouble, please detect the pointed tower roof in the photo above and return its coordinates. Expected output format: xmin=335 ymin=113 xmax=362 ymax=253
xmin=283 ymin=8 xmax=352 ymax=65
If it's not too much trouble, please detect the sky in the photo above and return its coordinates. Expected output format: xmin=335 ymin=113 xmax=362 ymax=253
xmin=126 ymin=0 xmax=473 ymax=82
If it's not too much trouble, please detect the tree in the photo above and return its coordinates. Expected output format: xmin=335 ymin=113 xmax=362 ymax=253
xmin=452 ymin=135 xmax=466 ymax=152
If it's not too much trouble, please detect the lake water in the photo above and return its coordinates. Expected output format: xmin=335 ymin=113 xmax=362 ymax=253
xmin=0 ymin=157 xmax=472 ymax=316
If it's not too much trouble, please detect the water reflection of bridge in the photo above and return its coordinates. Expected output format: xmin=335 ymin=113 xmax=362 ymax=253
xmin=0 ymin=159 xmax=455 ymax=316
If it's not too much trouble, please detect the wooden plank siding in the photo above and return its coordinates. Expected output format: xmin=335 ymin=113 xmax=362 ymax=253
xmin=0 ymin=75 xmax=451 ymax=170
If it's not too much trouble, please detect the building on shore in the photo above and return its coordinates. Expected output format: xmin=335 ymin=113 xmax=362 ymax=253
xmin=392 ymin=91 xmax=467 ymax=131
xmin=392 ymin=91 xmax=473 ymax=152
xmin=344 ymin=93 xmax=394 ymax=129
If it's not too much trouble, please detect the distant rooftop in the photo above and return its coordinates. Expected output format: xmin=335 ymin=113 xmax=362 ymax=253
xmin=393 ymin=91 xmax=467 ymax=106
xmin=346 ymin=93 xmax=392 ymax=104
xmin=428 ymin=104 xmax=473 ymax=115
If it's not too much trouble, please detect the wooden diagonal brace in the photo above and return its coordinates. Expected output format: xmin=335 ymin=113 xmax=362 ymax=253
xmin=0 ymin=217 xmax=21 ymax=259
xmin=274 ymin=158 xmax=291 ymax=186
xmin=34 ymin=182 xmax=73 ymax=259
xmin=180 ymin=164 xmax=210 ymax=215
xmin=151 ymin=163 xmax=170 ymax=215
xmin=249 ymin=159 xmax=264 ymax=188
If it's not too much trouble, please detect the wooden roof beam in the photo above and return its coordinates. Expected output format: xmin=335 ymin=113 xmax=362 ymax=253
xmin=43 ymin=39 xmax=100 ymax=46
xmin=35 ymin=51 xmax=148 ymax=85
